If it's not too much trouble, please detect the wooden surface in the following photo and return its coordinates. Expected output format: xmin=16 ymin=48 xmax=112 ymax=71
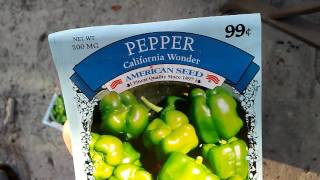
xmin=262 ymin=23 xmax=320 ymax=180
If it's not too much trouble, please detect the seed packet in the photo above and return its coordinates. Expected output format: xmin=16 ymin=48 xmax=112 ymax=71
xmin=49 ymin=14 xmax=262 ymax=180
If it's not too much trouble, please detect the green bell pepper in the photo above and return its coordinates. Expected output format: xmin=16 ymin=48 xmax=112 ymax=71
xmin=141 ymin=96 xmax=198 ymax=158
xmin=100 ymin=91 xmax=149 ymax=140
xmin=121 ymin=141 xmax=142 ymax=166
xmin=190 ymin=87 xmax=243 ymax=143
xmin=52 ymin=95 xmax=67 ymax=124
xmin=202 ymin=137 xmax=248 ymax=180
xmin=109 ymin=164 xmax=152 ymax=180
xmin=90 ymin=133 xmax=152 ymax=180
xmin=158 ymin=152 xmax=220 ymax=180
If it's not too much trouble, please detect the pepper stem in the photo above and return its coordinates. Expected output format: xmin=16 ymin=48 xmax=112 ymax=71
xmin=219 ymin=140 xmax=228 ymax=145
xmin=161 ymin=96 xmax=184 ymax=113
xmin=195 ymin=156 xmax=203 ymax=164
xmin=228 ymin=137 xmax=238 ymax=143
xmin=166 ymin=96 xmax=184 ymax=107
xmin=140 ymin=96 xmax=163 ymax=113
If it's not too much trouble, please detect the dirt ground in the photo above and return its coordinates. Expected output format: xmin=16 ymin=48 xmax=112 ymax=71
xmin=0 ymin=0 xmax=319 ymax=180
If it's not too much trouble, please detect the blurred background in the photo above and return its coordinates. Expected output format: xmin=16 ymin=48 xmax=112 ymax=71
xmin=0 ymin=0 xmax=319 ymax=179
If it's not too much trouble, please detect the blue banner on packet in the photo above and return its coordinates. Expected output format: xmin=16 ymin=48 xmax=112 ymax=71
xmin=71 ymin=32 xmax=259 ymax=100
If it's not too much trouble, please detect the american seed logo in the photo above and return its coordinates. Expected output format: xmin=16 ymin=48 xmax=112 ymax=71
xmin=110 ymin=79 xmax=123 ymax=89
xmin=206 ymin=74 xmax=220 ymax=84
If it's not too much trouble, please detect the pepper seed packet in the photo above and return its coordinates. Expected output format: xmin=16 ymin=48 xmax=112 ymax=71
xmin=49 ymin=14 xmax=262 ymax=180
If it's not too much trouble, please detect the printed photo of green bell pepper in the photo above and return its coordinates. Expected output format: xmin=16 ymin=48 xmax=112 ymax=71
xmin=158 ymin=152 xmax=220 ymax=180
xmin=109 ymin=164 xmax=153 ymax=180
xmin=99 ymin=91 xmax=149 ymax=140
xmin=92 ymin=87 xmax=249 ymax=179
xmin=90 ymin=133 xmax=152 ymax=180
xmin=190 ymin=87 xmax=243 ymax=143
xmin=202 ymin=137 xmax=248 ymax=180
xmin=141 ymin=96 xmax=198 ymax=159
xmin=52 ymin=95 xmax=67 ymax=124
